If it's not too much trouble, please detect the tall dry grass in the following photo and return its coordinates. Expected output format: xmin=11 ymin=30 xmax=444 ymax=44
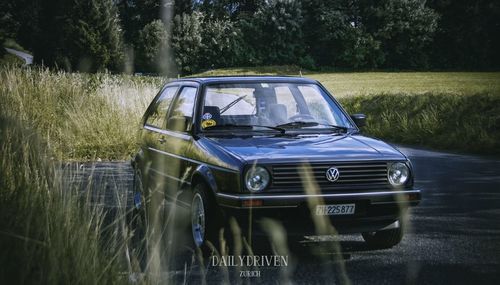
xmin=0 ymin=65 xmax=162 ymax=160
xmin=0 ymin=116 xmax=125 ymax=284
xmin=0 ymin=65 xmax=150 ymax=283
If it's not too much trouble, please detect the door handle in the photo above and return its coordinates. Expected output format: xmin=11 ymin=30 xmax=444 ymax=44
xmin=158 ymin=137 xmax=166 ymax=144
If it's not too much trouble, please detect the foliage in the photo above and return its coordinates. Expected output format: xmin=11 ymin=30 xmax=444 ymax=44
xmin=427 ymin=0 xmax=500 ymax=69
xmin=2 ymin=0 xmax=499 ymax=73
xmin=171 ymin=12 xmax=244 ymax=74
xmin=31 ymin=0 xmax=124 ymax=72
xmin=237 ymin=0 xmax=306 ymax=66
xmin=199 ymin=16 xmax=244 ymax=69
xmin=362 ymin=0 xmax=439 ymax=69
xmin=0 ymin=0 xmax=39 ymax=55
xmin=171 ymin=12 xmax=204 ymax=74
xmin=301 ymin=0 xmax=383 ymax=68
xmin=117 ymin=0 xmax=163 ymax=45
xmin=136 ymin=19 xmax=169 ymax=73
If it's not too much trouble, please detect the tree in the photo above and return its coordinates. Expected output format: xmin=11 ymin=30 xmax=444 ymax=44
xmin=427 ymin=0 xmax=500 ymax=69
xmin=117 ymin=0 xmax=162 ymax=44
xmin=361 ymin=0 xmax=439 ymax=69
xmin=195 ymin=0 xmax=265 ymax=18
xmin=34 ymin=0 xmax=124 ymax=72
xmin=171 ymin=12 xmax=204 ymax=74
xmin=32 ymin=0 xmax=70 ymax=69
xmin=237 ymin=0 xmax=307 ymax=66
xmin=0 ymin=2 xmax=17 ymax=56
xmin=0 ymin=0 xmax=40 ymax=55
xmin=175 ymin=0 xmax=195 ymax=16
xmin=198 ymin=16 xmax=244 ymax=69
xmin=135 ymin=19 xmax=169 ymax=73
xmin=302 ymin=0 xmax=383 ymax=68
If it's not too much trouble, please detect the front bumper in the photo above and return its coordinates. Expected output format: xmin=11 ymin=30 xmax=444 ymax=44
xmin=215 ymin=189 xmax=421 ymax=234
xmin=216 ymin=189 xmax=421 ymax=209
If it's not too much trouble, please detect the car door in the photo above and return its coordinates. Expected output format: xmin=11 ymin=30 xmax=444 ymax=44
xmin=141 ymin=85 xmax=179 ymax=193
xmin=157 ymin=84 xmax=198 ymax=202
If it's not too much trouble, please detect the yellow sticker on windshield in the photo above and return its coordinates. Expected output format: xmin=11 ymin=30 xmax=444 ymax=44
xmin=202 ymin=119 xmax=216 ymax=129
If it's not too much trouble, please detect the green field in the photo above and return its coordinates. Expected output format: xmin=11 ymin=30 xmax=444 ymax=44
xmin=1 ymin=65 xmax=499 ymax=160
xmin=196 ymin=66 xmax=500 ymax=97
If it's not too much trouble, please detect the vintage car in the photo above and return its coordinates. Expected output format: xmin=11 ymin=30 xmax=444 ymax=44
xmin=131 ymin=76 xmax=421 ymax=253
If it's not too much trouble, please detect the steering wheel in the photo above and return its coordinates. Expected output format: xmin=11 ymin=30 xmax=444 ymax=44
xmin=288 ymin=114 xmax=315 ymax=122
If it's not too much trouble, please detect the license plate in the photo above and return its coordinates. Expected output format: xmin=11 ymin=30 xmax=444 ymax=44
xmin=316 ymin=204 xmax=356 ymax=216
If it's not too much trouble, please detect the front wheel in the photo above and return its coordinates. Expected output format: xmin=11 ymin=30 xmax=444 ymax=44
xmin=191 ymin=184 xmax=225 ymax=256
xmin=191 ymin=191 xmax=207 ymax=248
xmin=362 ymin=223 xmax=404 ymax=249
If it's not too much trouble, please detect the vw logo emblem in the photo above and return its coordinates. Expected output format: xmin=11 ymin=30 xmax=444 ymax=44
xmin=326 ymin=167 xmax=340 ymax=182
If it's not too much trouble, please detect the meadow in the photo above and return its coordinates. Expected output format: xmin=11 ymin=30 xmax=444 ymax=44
xmin=196 ymin=66 xmax=500 ymax=97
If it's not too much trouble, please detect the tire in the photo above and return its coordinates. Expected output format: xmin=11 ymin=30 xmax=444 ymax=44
xmin=362 ymin=223 xmax=404 ymax=249
xmin=190 ymin=183 xmax=226 ymax=257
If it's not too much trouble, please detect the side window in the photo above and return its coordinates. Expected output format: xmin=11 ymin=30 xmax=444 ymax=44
xmin=145 ymin=86 xmax=178 ymax=128
xmin=166 ymin=87 xmax=197 ymax=132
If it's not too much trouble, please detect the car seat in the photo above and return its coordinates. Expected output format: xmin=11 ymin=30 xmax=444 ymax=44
xmin=267 ymin=104 xmax=288 ymax=125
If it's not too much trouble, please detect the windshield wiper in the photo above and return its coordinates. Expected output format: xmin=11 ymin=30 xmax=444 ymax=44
xmin=204 ymin=124 xmax=285 ymax=134
xmin=219 ymin=95 xmax=247 ymax=114
xmin=276 ymin=121 xmax=319 ymax=128
xmin=315 ymin=123 xmax=349 ymax=132
xmin=276 ymin=121 xmax=349 ymax=133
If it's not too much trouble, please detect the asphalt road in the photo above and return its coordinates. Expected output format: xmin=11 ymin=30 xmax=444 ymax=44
xmin=66 ymin=147 xmax=500 ymax=284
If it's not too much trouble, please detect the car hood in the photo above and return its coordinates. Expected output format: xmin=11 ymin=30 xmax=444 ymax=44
xmin=204 ymin=133 xmax=406 ymax=163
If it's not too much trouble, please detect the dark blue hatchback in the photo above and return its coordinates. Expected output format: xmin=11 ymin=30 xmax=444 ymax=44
xmin=131 ymin=76 xmax=421 ymax=253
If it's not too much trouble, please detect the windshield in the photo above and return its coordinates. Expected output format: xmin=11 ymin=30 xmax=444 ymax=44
xmin=200 ymin=83 xmax=353 ymax=131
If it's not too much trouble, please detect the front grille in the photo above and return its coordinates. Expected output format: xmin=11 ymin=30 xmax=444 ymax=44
xmin=271 ymin=161 xmax=388 ymax=189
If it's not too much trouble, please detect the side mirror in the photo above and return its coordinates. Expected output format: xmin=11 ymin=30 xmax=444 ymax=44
xmin=350 ymin=113 xmax=366 ymax=128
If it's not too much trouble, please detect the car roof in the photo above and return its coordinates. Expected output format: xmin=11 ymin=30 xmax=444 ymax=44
xmin=169 ymin=75 xmax=318 ymax=85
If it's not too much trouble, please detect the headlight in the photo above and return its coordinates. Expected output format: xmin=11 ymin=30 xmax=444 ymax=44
xmin=245 ymin=166 xmax=270 ymax=192
xmin=388 ymin=162 xmax=410 ymax=186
